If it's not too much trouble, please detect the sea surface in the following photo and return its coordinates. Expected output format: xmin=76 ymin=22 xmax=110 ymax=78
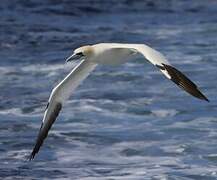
xmin=0 ymin=0 xmax=217 ymax=179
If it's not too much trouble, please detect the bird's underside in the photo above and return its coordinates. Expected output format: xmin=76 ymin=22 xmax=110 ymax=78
xmin=29 ymin=43 xmax=209 ymax=160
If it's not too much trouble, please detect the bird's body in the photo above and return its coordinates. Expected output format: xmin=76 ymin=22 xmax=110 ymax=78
xmin=30 ymin=43 xmax=209 ymax=160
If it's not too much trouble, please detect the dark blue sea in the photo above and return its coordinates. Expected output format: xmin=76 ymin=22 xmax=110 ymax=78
xmin=0 ymin=0 xmax=217 ymax=179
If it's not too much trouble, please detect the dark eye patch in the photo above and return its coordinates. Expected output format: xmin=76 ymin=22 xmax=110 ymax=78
xmin=76 ymin=52 xmax=84 ymax=56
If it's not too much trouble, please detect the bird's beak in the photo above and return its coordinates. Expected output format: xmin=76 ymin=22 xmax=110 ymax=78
xmin=66 ymin=53 xmax=83 ymax=62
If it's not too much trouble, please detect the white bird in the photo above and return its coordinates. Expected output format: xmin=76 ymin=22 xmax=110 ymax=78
xmin=29 ymin=43 xmax=209 ymax=160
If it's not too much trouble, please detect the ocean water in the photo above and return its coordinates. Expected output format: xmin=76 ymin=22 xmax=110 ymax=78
xmin=0 ymin=0 xmax=217 ymax=179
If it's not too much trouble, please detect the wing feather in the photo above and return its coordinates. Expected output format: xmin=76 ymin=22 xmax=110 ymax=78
xmin=134 ymin=44 xmax=209 ymax=101
xmin=161 ymin=64 xmax=209 ymax=101
xmin=29 ymin=102 xmax=62 ymax=160
xmin=30 ymin=60 xmax=97 ymax=160
xmin=106 ymin=43 xmax=209 ymax=101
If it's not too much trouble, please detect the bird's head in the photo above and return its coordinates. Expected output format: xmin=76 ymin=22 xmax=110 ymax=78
xmin=66 ymin=45 xmax=94 ymax=62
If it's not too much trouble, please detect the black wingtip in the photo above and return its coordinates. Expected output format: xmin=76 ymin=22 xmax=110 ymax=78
xmin=158 ymin=63 xmax=209 ymax=102
xmin=29 ymin=142 xmax=40 ymax=161
xmin=197 ymin=94 xmax=209 ymax=102
xmin=28 ymin=122 xmax=44 ymax=161
xmin=29 ymin=102 xmax=62 ymax=161
xmin=202 ymin=96 xmax=209 ymax=102
xmin=29 ymin=152 xmax=35 ymax=161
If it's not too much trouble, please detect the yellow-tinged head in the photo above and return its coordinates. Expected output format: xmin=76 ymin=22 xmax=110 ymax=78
xmin=74 ymin=45 xmax=94 ymax=57
xmin=66 ymin=45 xmax=94 ymax=62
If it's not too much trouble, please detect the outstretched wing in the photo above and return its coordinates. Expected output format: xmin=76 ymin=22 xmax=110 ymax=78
xmin=30 ymin=60 xmax=97 ymax=160
xmin=135 ymin=44 xmax=209 ymax=101
xmin=105 ymin=43 xmax=209 ymax=101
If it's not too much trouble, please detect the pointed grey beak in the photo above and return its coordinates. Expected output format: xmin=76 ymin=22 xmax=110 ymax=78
xmin=66 ymin=53 xmax=83 ymax=63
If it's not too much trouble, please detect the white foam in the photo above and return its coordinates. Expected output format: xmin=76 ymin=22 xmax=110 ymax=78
xmin=151 ymin=109 xmax=178 ymax=118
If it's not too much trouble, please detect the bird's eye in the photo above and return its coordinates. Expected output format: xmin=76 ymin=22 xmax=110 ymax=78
xmin=76 ymin=52 xmax=84 ymax=56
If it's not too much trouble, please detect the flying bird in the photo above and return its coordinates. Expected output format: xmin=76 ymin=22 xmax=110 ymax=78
xmin=29 ymin=43 xmax=209 ymax=160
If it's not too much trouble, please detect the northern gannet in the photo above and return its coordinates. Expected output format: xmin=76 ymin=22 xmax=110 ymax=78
xmin=29 ymin=43 xmax=209 ymax=160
